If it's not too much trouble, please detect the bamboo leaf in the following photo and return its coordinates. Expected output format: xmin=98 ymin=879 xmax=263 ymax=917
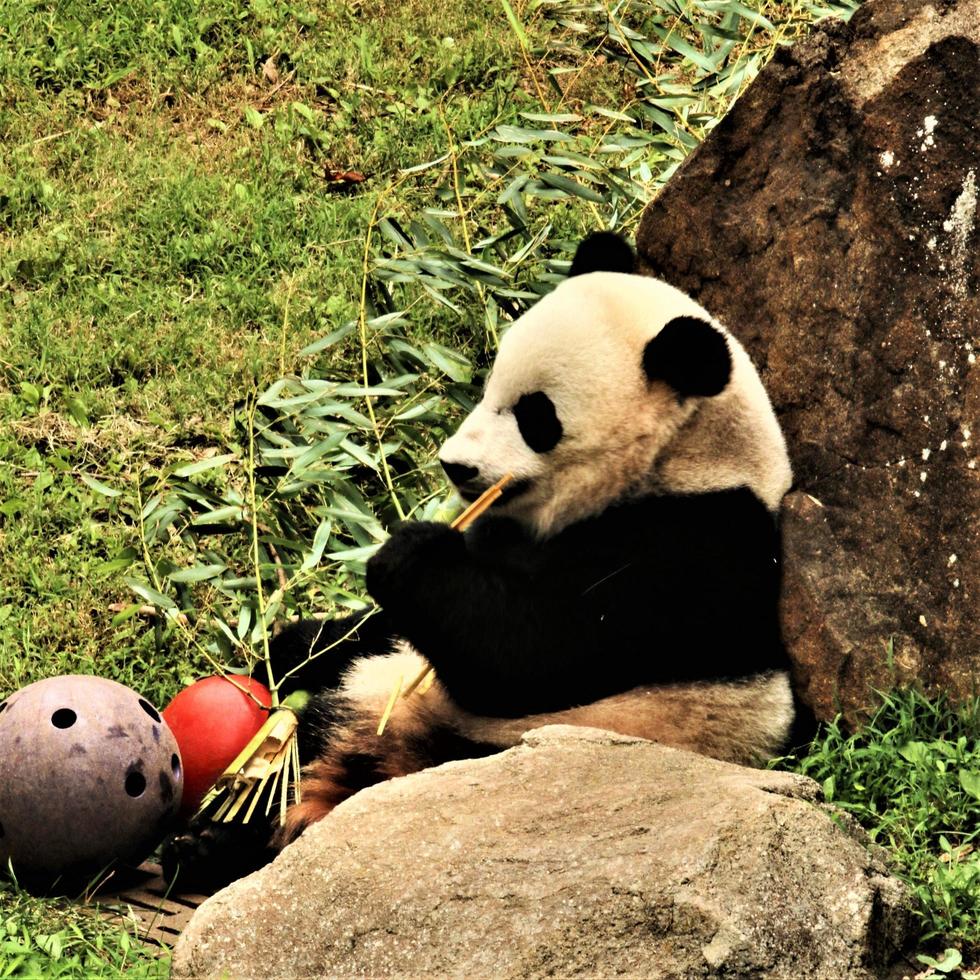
xmin=110 ymin=603 xmax=142 ymax=626
xmin=423 ymin=344 xmax=472 ymax=382
xmin=173 ymin=453 xmax=238 ymax=478
xmin=340 ymin=438 xmax=380 ymax=472
xmin=236 ymin=604 xmax=253 ymax=639
xmin=520 ymin=112 xmax=583 ymax=124
xmin=539 ymin=172 xmax=606 ymax=203
xmin=497 ymin=0 xmax=529 ymax=47
xmin=289 ymin=437 xmax=346 ymax=473
xmin=124 ymin=578 xmax=178 ymax=610
xmin=493 ymin=125 xmax=574 ymax=144
xmin=191 ymin=505 xmax=244 ymax=526
xmin=301 ymin=520 xmax=333 ymax=570
xmin=393 ymin=397 xmax=442 ymax=421
xmin=79 ymin=474 xmax=122 ymax=497
xmin=585 ymin=105 xmax=637 ymax=123
xmin=299 ymin=322 xmax=356 ymax=356
xmin=326 ymin=544 xmax=381 ymax=561
xmin=649 ymin=24 xmax=723 ymax=73
xmin=399 ymin=153 xmax=450 ymax=175
xmin=168 ymin=563 xmax=228 ymax=583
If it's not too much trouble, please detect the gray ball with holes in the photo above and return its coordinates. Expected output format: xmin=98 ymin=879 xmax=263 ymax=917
xmin=0 ymin=674 xmax=183 ymax=881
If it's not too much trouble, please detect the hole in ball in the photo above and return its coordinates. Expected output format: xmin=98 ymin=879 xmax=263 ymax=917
xmin=138 ymin=698 xmax=161 ymax=723
xmin=171 ymin=754 xmax=181 ymax=780
xmin=125 ymin=771 xmax=147 ymax=798
xmin=51 ymin=708 xmax=77 ymax=729
xmin=0 ymin=701 xmax=6 ymax=714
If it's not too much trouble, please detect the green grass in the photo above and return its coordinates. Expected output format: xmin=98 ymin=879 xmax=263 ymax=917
xmin=0 ymin=878 xmax=168 ymax=979
xmin=1 ymin=0 xmax=537 ymax=697
xmin=0 ymin=0 xmax=898 ymax=973
xmin=781 ymin=690 xmax=980 ymax=959
xmin=0 ymin=0 xmax=847 ymax=691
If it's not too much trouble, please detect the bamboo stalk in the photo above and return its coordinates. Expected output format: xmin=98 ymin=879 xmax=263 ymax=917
xmin=401 ymin=659 xmax=436 ymax=700
xmin=450 ymin=473 xmax=514 ymax=531
xmin=376 ymin=674 xmax=403 ymax=736
xmin=416 ymin=669 xmax=437 ymax=696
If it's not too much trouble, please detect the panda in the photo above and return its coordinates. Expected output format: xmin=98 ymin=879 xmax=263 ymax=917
xmin=163 ymin=232 xmax=803 ymax=891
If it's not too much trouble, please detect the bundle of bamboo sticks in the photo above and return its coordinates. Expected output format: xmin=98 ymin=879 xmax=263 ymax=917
xmin=198 ymin=708 xmax=301 ymax=823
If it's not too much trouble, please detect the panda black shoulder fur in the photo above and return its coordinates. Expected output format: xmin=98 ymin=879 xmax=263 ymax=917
xmin=163 ymin=232 xmax=802 ymax=890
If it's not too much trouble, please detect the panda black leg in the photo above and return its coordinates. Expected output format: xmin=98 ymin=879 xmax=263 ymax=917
xmin=268 ymin=611 xmax=397 ymax=698
xmin=157 ymin=693 xmax=337 ymax=892
xmin=160 ymin=811 xmax=276 ymax=893
xmin=159 ymin=617 xmax=397 ymax=892
xmin=160 ymin=694 xmax=361 ymax=891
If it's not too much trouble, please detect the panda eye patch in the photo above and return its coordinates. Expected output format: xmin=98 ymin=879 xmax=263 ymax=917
xmin=513 ymin=391 xmax=562 ymax=453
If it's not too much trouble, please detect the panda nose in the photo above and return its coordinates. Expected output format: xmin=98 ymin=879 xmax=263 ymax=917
xmin=441 ymin=460 xmax=480 ymax=488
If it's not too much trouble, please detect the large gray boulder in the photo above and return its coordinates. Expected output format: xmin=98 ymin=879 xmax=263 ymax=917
xmin=637 ymin=0 xmax=979 ymax=723
xmin=172 ymin=726 xmax=912 ymax=979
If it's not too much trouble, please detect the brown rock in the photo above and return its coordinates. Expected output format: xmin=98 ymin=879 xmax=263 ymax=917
xmin=172 ymin=726 xmax=912 ymax=980
xmin=636 ymin=0 xmax=979 ymax=722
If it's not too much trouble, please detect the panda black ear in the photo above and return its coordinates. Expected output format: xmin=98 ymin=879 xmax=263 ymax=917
xmin=643 ymin=316 xmax=732 ymax=398
xmin=568 ymin=232 xmax=635 ymax=277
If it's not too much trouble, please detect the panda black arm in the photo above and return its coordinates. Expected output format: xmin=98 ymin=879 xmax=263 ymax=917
xmin=366 ymin=490 xmax=788 ymax=717
xmin=366 ymin=519 xmax=605 ymax=714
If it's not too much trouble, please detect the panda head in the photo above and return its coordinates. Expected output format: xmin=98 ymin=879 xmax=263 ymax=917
xmin=439 ymin=233 xmax=792 ymax=537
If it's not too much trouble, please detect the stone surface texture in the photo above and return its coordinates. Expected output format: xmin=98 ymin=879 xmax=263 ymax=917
xmin=637 ymin=0 xmax=979 ymax=723
xmin=172 ymin=726 xmax=911 ymax=980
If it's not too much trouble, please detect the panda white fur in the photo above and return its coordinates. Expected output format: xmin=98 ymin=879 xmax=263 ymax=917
xmin=163 ymin=233 xmax=799 ymax=890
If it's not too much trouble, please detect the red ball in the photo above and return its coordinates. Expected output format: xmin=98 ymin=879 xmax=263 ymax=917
xmin=163 ymin=675 xmax=272 ymax=818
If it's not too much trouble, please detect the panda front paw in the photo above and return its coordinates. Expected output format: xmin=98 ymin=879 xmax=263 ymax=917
xmin=160 ymin=814 xmax=275 ymax=893
xmin=367 ymin=520 xmax=464 ymax=606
